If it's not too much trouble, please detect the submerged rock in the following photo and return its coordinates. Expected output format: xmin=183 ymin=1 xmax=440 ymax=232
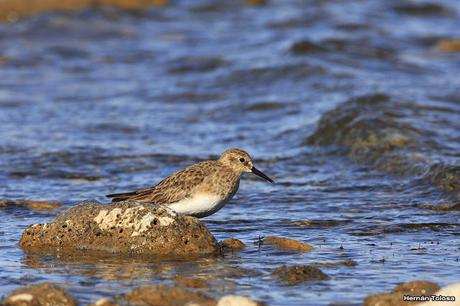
xmin=363 ymin=280 xmax=440 ymax=306
xmin=272 ymin=265 xmax=329 ymax=285
xmin=175 ymin=275 xmax=209 ymax=288
xmin=19 ymin=200 xmax=219 ymax=258
xmin=2 ymin=283 xmax=76 ymax=306
xmin=434 ymin=39 xmax=460 ymax=53
xmin=0 ymin=200 xmax=62 ymax=211
xmin=263 ymin=236 xmax=314 ymax=252
xmin=306 ymin=93 xmax=460 ymax=202
xmin=0 ymin=0 xmax=168 ymax=22
xmin=316 ymin=260 xmax=357 ymax=267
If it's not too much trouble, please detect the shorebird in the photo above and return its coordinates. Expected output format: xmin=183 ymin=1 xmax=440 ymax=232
xmin=107 ymin=148 xmax=274 ymax=218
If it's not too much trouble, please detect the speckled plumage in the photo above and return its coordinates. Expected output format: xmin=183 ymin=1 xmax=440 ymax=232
xmin=107 ymin=148 xmax=273 ymax=218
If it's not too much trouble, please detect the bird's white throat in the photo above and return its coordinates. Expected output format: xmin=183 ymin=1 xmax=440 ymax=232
xmin=168 ymin=193 xmax=227 ymax=218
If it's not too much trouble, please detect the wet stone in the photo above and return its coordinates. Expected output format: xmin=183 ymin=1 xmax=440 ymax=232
xmin=19 ymin=200 xmax=219 ymax=258
xmin=272 ymin=265 xmax=329 ymax=285
xmin=435 ymin=39 xmax=460 ymax=53
xmin=220 ymin=238 xmax=246 ymax=251
xmin=175 ymin=275 xmax=209 ymax=288
xmin=263 ymin=236 xmax=314 ymax=252
xmin=2 ymin=283 xmax=77 ymax=306
xmin=363 ymin=280 xmax=440 ymax=306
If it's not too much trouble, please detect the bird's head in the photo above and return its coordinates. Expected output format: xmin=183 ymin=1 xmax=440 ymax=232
xmin=218 ymin=148 xmax=273 ymax=183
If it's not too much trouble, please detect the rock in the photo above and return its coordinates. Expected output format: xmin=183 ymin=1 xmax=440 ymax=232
xmin=316 ymin=260 xmax=357 ymax=267
xmin=272 ymin=265 xmax=329 ymax=285
xmin=363 ymin=280 xmax=440 ymax=306
xmin=114 ymin=285 xmax=216 ymax=306
xmin=434 ymin=39 xmax=460 ymax=53
xmin=220 ymin=238 xmax=246 ymax=250
xmin=89 ymin=299 xmax=119 ymax=306
xmin=217 ymin=295 xmax=265 ymax=306
xmin=175 ymin=275 xmax=209 ymax=288
xmin=0 ymin=200 xmax=62 ymax=211
xmin=392 ymin=280 xmax=440 ymax=295
xmin=418 ymin=283 xmax=460 ymax=306
xmin=2 ymin=283 xmax=76 ymax=306
xmin=0 ymin=0 xmax=169 ymax=22
xmin=263 ymin=236 xmax=314 ymax=252
xmin=19 ymin=200 xmax=219 ymax=258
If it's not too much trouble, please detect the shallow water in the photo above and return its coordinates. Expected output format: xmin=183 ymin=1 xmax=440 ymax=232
xmin=1 ymin=0 xmax=460 ymax=305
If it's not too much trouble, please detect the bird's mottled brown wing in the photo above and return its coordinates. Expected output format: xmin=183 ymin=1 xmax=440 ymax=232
xmin=107 ymin=161 xmax=217 ymax=204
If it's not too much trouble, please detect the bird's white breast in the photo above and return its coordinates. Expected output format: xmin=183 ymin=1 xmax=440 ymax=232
xmin=168 ymin=193 xmax=227 ymax=218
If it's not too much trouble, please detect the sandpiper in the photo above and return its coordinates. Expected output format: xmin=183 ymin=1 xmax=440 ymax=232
xmin=107 ymin=148 xmax=273 ymax=218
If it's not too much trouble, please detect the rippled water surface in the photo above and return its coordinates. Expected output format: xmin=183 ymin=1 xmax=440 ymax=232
xmin=1 ymin=0 xmax=460 ymax=305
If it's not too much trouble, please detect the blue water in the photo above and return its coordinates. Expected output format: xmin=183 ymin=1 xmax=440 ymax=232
xmin=1 ymin=0 xmax=460 ymax=305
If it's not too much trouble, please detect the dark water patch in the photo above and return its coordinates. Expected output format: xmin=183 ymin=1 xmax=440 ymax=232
xmin=290 ymin=38 xmax=396 ymax=61
xmin=47 ymin=45 xmax=90 ymax=59
xmin=157 ymin=92 xmax=224 ymax=104
xmin=350 ymin=223 xmax=460 ymax=236
xmin=87 ymin=122 xmax=141 ymax=134
xmin=244 ymin=101 xmax=285 ymax=112
xmin=168 ymin=56 xmax=228 ymax=74
xmin=219 ymin=64 xmax=326 ymax=88
xmin=289 ymin=219 xmax=352 ymax=229
xmin=393 ymin=3 xmax=454 ymax=16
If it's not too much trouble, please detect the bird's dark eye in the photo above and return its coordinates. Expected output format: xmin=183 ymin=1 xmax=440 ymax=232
xmin=239 ymin=158 xmax=245 ymax=163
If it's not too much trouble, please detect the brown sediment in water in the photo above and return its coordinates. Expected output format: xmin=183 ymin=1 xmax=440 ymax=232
xmin=363 ymin=280 xmax=440 ymax=306
xmin=263 ymin=236 xmax=314 ymax=252
xmin=19 ymin=200 xmax=219 ymax=258
xmin=175 ymin=275 xmax=209 ymax=289
xmin=434 ymin=39 xmax=460 ymax=53
xmin=2 ymin=283 xmax=77 ymax=306
xmin=0 ymin=200 xmax=62 ymax=211
xmin=315 ymin=260 xmax=357 ymax=267
xmin=0 ymin=0 xmax=168 ymax=22
xmin=272 ymin=265 xmax=329 ymax=285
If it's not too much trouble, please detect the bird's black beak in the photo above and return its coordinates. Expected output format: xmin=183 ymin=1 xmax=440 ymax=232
xmin=251 ymin=166 xmax=274 ymax=183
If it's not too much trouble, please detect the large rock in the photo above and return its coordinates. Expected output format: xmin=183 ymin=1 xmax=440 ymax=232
xmin=90 ymin=286 xmax=264 ymax=306
xmin=19 ymin=200 xmax=219 ymax=258
xmin=418 ymin=283 xmax=460 ymax=306
xmin=363 ymin=280 xmax=440 ymax=306
xmin=114 ymin=285 xmax=216 ymax=306
xmin=2 ymin=283 xmax=76 ymax=306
